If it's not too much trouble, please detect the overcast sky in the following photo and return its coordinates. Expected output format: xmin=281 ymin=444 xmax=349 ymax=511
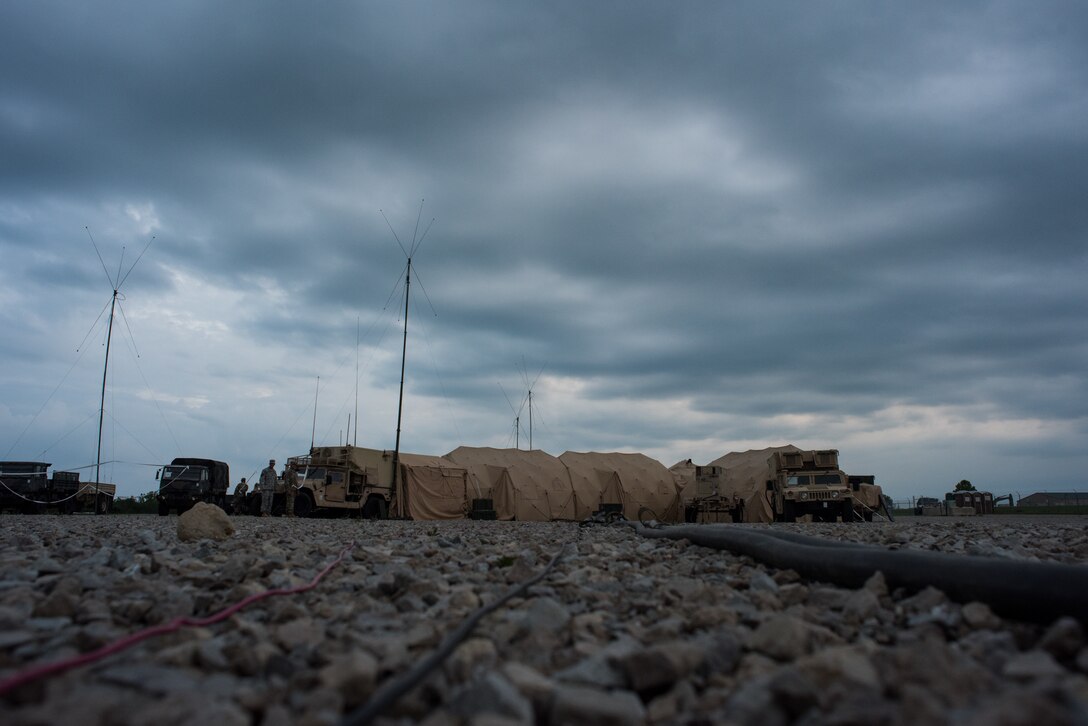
xmin=2 ymin=2 xmax=1086 ymax=502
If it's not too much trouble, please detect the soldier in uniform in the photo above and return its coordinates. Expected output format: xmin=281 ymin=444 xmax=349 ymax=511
xmin=232 ymin=477 xmax=249 ymax=515
xmin=283 ymin=462 xmax=299 ymax=517
xmin=259 ymin=459 xmax=277 ymax=517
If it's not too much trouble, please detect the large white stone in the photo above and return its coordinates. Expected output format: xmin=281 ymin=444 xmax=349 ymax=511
xmin=176 ymin=502 xmax=234 ymax=542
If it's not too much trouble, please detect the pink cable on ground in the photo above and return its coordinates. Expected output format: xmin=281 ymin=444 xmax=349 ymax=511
xmin=0 ymin=540 xmax=356 ymax=697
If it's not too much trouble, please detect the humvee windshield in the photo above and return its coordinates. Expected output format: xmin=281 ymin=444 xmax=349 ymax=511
xmin=162 ymin=466 xmax=207 ymax=482
xmin=298 ymin=467 xmax=326 ymax=482
xmin=787 ymin=474 xmax=844 ymax=486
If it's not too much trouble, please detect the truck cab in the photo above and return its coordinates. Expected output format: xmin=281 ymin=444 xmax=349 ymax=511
xmin=768 ymin=449 xmax=855 ymax=522
xmin=157 ymin=458 xmax=230 ymax=515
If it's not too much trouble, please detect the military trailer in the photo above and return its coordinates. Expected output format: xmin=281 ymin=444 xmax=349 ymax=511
xmin=848 ymin=474 xmax=893 ymax=521
xmin=765 ymin=449 xmax=855 ymax=522
xmin=683 ymin=464 xmax=745 ymax=523
xmin=156 ymin=457 xmax=230 ymax=515
xmin=284 ymin=445 xmax=394 ymax=518
xmin=0 ymin=461 xmax=115 ymax=513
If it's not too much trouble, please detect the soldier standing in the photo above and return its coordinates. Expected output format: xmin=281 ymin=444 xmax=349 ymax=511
xmin=232 ymin=477 xmax=249 ymax=515
xmin=283 ymin=462 xmax=299 ymax=517
xmin=259 ymin=459 xmax=277 ymax=517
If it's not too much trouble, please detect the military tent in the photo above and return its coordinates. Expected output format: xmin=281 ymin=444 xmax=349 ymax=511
xmin=561 ymin=451 xmax=682 ymax=522
xmin=398 ymin=453 xmax=472 ymax=521
xmin=445 ymin=447 xmax=576 ymax=521
xmin=708 ymin=445 xmax=801 ymax=524
xmin=669 ymin=459 xmax=697 ymax=504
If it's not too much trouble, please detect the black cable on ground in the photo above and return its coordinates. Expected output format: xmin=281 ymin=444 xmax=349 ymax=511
xmin=338 ymin=547 xmax=566 ymax=726
xmin=629 ymin=523 xmax=1088 ymax=624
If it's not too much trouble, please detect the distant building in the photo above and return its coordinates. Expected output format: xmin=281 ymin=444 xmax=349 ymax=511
xmin=1018 ymin=492 xmax=1088 ymax=507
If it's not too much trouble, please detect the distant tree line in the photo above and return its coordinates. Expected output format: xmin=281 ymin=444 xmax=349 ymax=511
xmin=111 ymin=491 xmax=158 ymax=514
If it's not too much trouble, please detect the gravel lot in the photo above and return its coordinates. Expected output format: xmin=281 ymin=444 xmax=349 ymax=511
xmin=1 ymin=514 xmax=1087 ymax=725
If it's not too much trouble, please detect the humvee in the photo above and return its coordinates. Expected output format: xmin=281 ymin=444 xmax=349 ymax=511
xmin=765 ymin=449 xmax=855 ymax=522
xmin=284 ymin=445 xmax=394 ymax=518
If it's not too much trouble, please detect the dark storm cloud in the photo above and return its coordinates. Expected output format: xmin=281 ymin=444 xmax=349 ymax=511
xmin=2 ymin=1 xmax=1087 ymax=497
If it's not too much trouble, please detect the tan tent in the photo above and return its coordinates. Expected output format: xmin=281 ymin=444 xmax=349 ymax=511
xmin=708 ymin=445 xmax=801 ymax=524
xmin=669 ymin=459 xmax=697 ymax=504
xmin=561 ymin=451 xmax=682 ymax=522
xmin=398 ymin=453 xmax=472 ymax=520
xmin=445 ymin=447 xmax=576 ymax=521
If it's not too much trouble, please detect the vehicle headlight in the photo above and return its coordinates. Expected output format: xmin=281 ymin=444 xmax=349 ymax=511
xmin=832 ymin=491 xmax=840 ymax=498
xmin=800 ymin=492 xmax=808 ymax=500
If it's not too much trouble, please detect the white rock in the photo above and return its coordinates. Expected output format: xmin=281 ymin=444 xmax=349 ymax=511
xmin=177 ymin=502 xmax=234 ymax=542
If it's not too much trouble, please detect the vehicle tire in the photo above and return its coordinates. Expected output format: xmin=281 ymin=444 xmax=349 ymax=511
xmin=841 ymin=500 xmax=855 ymax=523
xmin=158 ymin=500 xmax=169 ymax=516
xmin=863 ymin=510 xmax=874 ymax=522
xmin=97 ymin=496 xmax=110 ymax=515
xmin=294 ymin=492 xmax=314 ymax=518
xmin=781 ymin=500 xmax=795 ymax=523
xmin=362 ymin=495 xmax=388 ymax=520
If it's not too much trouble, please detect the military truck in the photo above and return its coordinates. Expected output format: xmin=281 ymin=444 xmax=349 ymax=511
xmin=156 ymin=458 xmax=230 ymax=515
xmin=0 ymin=461 xmax=115 ymax=513
xmin=765 ymin=449 xmax=855 ymax=522
xmin=683 ymin=464 xmax=745 ymax=523
xmin=284 ymin=445 xmax=394 ymax=518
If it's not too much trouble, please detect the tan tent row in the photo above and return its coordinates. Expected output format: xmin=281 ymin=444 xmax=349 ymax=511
xmin=442 ymin=447 xmax=682 ymax=522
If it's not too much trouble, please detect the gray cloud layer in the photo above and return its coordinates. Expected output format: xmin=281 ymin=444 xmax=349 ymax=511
xmin=2 ymin=2 xmax=1086 ymax=499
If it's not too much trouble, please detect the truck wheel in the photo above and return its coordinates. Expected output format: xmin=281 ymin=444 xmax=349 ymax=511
xmin=158 ymin=500 xmax=169 ymax=516
xmin=781 ymin=500 xmax=795 ymax=523
xmin=362 ymin=495 xmax=387 ymax=520
xmin=863 ymin=510 xmax=874 ymax=522
xmin=841 ymin=500 xmax=855 ymax=523
xmin=294 ymin=493 xmax=314 ymax=518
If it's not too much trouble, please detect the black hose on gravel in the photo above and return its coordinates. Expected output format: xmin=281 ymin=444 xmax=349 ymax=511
xmin=338 ymin=547 xmax=567 ymax=726
xmin=628 ymin=523 xmax=1088 ymax=625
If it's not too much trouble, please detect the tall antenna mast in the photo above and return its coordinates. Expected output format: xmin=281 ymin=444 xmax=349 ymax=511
xmin=94 ymin=286 xmax=118 ymax=512
xmin=87 ymin=228 xmax=154 ymax=514
xmin=525 ymin=362 xmax=545 ymax=452
xmin=310 ymin=376 xmax=320 ymax=450
xmin=354 ymin=316 xmax=360 ymax=446
xmin=383 ymin=200 xmax=434 ymax=518
xmin=498 ymin=382 xmax=523 ymax=449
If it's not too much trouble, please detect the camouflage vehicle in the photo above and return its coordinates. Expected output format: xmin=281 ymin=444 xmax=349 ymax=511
xmin=765 ymin=449 xmax=855 ymax=522
xmin=683 ymin=464 xmax=745 ymax=523
xmin=157 ymin=457 xmax=230 ymax=515
xmin=284 ymin=445 xmax=394 ymax=518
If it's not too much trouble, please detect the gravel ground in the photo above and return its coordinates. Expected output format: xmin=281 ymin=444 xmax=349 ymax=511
xmin=1 ymin=514 xmax=1087 ymax=725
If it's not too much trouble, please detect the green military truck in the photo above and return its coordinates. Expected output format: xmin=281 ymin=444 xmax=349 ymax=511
xmin=156 ymin=458 xmax=230 ymax=515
